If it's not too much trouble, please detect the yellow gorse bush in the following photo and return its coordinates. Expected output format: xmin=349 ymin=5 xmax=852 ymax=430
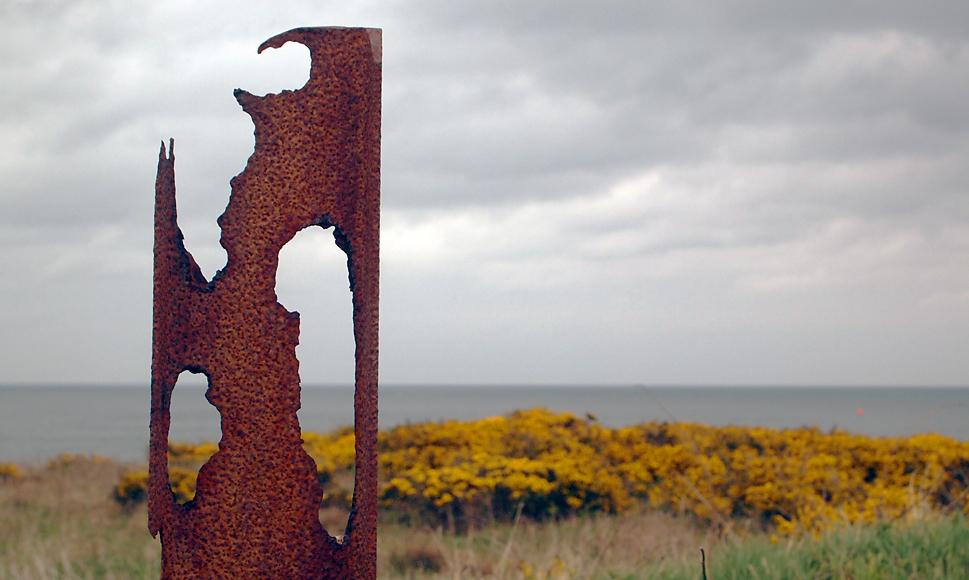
xmin=167 ymin=441 xmax=219 ymax=464
xmin=303 ymin=426 xmax=356 ymax=480
xmin=114 ymin=470 xmax=148 ymax=505
xmin=379 ymin=410 xmax=631 ymax=521
xmin=115 ymin=409 xmax=969 ymax=535
xmin=0 ymin=462 xmax=20 ymax=481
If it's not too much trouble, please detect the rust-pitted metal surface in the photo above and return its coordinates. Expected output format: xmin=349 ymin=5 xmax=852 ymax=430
xmin=150 ymin=27 xmax=380 ymax=580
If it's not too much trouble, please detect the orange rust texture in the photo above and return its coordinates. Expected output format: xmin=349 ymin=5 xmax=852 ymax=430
xmin=149 ymin=27 xmax=380 ymax=580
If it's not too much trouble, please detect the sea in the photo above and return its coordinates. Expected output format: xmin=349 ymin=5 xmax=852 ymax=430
xmin=1 ymin=385 xmax=968 ymax=464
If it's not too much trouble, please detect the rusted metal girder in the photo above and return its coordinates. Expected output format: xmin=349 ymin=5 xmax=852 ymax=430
xmin=150 ymin=27 xmax=380 ymax=580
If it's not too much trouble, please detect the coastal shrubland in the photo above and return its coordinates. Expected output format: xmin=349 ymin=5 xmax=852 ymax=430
xmin=6 ymin=410 xmax=969 ymax=578
xmin=3 ymin=453 xmax=969 ymax=579
xmin=124 ymin=408 xmax=969 ymax=537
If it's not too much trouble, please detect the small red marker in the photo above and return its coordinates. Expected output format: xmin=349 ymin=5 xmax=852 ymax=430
xmin=857 ymin=408 xmax=864 ymax=415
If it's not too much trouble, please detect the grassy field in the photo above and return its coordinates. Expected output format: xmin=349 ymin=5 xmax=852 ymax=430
xmin=3 ymin=455 xmax=969 ymax=579
xmin=379 ymin=510 xmax=969 ymax=579
xmin=0 ymin=456 xmax=158 ymax=580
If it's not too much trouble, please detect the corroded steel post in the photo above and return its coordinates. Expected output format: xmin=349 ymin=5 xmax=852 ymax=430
xmin=150 ymin=27 xmax=380 ymax=580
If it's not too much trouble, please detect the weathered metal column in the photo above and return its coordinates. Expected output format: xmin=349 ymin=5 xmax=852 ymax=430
xmin=149 ymin=27 xmax=380 ymax=580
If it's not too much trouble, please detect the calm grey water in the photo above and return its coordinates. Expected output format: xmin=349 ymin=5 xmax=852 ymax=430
xmin=1 ymin=385 xmax=967 ymax=463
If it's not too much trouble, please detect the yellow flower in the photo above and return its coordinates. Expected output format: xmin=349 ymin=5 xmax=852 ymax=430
xmin=116 ymin=408 xmax=969 ymax=535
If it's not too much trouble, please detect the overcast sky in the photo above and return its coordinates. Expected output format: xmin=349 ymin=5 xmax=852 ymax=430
xmin=1 ymin=0 xmax=968 ymax=386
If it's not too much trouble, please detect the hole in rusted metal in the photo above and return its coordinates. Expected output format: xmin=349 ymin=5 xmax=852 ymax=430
xmin=277 ymin=225 xmax=355 ymax=386
xmin=279 ymin=225 xmax=356 ymax=536
xmin=167 ymin=369 xmax=220 ymax=504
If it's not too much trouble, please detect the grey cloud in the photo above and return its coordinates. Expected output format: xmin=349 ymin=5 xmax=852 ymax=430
xmin=379 ymin=0 xmax=969 ymax=218
xmin=2 ymin=0 xmax=969 ymax=385
xmin=416 ymin=0 xmax=969 ymax=40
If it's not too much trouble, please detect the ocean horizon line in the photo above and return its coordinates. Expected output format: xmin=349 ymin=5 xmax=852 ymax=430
xmin=3 ymin=384 xmax=969 ymax=462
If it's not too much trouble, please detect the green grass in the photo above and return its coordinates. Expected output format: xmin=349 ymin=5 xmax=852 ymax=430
xmin=0 ymin=456 xmax=160 ymax=580
xmin=629 ymin=516 xmax=969 ymax=580
xmin=3 ymin=456 xmax=969 ymax=579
